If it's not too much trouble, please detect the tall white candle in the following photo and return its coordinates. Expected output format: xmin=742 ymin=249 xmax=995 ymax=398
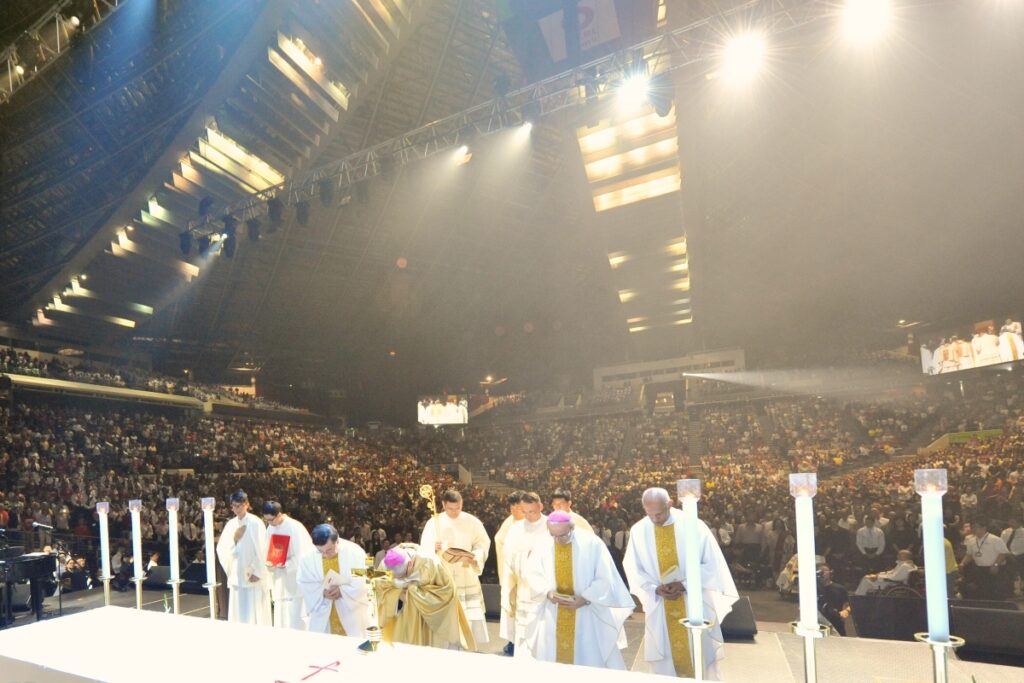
xmin=790 ymin=473 xmax=819 ymax=630
xmin=677 ymin=479 xmax=704 ymax=625
xmin=201 ymin=497 xmax=216 ymax=587
xmin=915 ymin=469 xmax=950 ymax=643
xmin=129 ymin=499 xmax=143 ymax=580
xmin=166 ymin=498 xmax=180 ymax=583
xmin=96 ymin=502 xmax=111 ymax=580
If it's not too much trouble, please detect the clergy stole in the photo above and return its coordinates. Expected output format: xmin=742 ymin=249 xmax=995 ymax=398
xmin=655 ymin=524 xmax=694 ymax=677
xmin=554 ymin=542 xmax=575 ymax=664
xmin=322 ymin=556 xmax=346 ymax=636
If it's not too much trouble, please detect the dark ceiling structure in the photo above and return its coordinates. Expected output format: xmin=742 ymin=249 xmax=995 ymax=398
xmin=2 ymin=0 xmax=1023 ymax=414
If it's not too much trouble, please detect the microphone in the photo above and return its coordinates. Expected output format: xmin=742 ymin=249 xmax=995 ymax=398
xmin=33 ymin=521 xmax=55 ymax=531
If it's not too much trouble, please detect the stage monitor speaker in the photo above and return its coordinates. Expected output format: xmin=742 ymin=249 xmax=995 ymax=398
xmin=143 ymin=565 xmax=170 ymax=589
xmin=721 ymin=595 xmax=758 ymax=639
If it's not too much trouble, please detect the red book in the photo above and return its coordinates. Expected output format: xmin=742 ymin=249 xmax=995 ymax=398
xmin=267 ymin=534 xmax=290 ymax=567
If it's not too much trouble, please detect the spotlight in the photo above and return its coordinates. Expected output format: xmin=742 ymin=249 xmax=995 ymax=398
xmin=267 ymin=197 xmax=283 ymax=231
xmin=841 ymin=0 xmax=893 ymax=44
xmin=721 ymin=30 xmax=767 ymax=86
xmin=246 ymin=218 xmax=260 ymax=242
xmin=295 ymin=200 xmax=310 ymax=226
xmin=515 ymin=121 xmax=533 ymax=143
xmin=648 ymin=73 xmax=674 ymax=117
xmin=313 ymin=56 xmax=323 ymax=67
xmin=69 ymin=15 xmax=80 ymax=28
xmin=319 ymin=177 xmax=335 ymax=207
xmin=14 ymin=64 xmax=24 ymax=76
xmin=454 ymin=145 xmax=472 ymax=166
xmin=222 ymin=214 xmax=238 ymax=238
xmin=617 ymin=73 xmax=650 ymax=112
xmin=521 ymin=100 xmax=541 ymax=126
xmin=178 ymin=231 xmax=192 ymax=256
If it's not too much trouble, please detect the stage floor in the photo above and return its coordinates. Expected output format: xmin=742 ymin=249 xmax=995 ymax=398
xmin=2 ymin=589 xmax=1020 ymax=682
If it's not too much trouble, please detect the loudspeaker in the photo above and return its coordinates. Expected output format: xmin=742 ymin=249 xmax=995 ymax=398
xmin=143 ymin=565 xmax=171 ymax=589
xmin=721 ymin=595 xmax=758 ymax=639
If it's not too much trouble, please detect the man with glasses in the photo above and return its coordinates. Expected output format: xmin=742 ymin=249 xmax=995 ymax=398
xmin=262 ymin=501 xmax=314 ymax=630
xmin=215 ymin=490 xmax=271 ymax=625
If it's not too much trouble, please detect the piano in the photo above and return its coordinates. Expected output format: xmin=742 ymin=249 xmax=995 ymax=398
xmin=0 ymin=546 xmax=56 ymax=628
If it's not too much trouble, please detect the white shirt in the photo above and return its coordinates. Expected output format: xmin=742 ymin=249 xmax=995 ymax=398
xmin=1000 ymin=527 xmax=1024 ymax=556
xmin=856 ymin=526 xmax=885 ymax=554
xmin=964 ymin=533 xmax=1009 ymax=567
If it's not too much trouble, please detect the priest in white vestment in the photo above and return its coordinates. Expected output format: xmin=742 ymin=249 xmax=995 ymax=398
xmin=1000 ymin=319 xmax=1024 ymax=363
xmin=502 ymin=492 xmax=549 ymax=654
xmin=521 ymin=511 xmax=634 ymax=669
xmin=297 ymin=523 xmax=370 ymax=636
xmin=419 ymin=489 xmax=490 ymax=647
xmin=216 ymin=490 xmax=272 ymax=625
xmin=624 ymin=488 xmax=739 ymax=680
xmin=954 ymin=337 xmax=975 ymax=371
xmin=262 ymin=501 xmax=314 ymax=629
xmin=973 ymin=328 xmax=1002 ymax=368
xmin=550 ymin=489 xmax=594 ymax=534
xmin=495 ymin=491 xmax=525 ymax=654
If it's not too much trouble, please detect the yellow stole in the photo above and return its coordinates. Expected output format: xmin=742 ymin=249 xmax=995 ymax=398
xmin=322 ymin=555 xmax=346 ymax=636
xmin=655 ymin=523 xmax=693 ymax=677
xmin=554 ymin=542 xmax=575 ymax=664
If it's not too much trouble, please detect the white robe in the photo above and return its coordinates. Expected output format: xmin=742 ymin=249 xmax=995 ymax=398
xmin=216 ymin=512 xmax=272 ymax=625
xmin=522 ymin=531 xmax=634 ymax=669
xmin=296 ymin=540 xmax=370 ymax=636
xmin=420 ymin=511 xmax=490 ymax=645
xmin=623 ymin=509 xmax=739 ymax=681
xmin=266 ymin=515 xmax=315 ymax=630
xmin=973 ymin=334 xmax=1001 ymax=367
xmin=999 ymin=328 xmax=1024 ymax=363
xmin=502 ymin=515 xmax=549 ymax=646
xmin=495 ymin=514 xmax=517 ymax=640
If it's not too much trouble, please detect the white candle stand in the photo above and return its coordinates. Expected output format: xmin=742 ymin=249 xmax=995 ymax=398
xmin=681 ymin=618 xmax=714 ymax=681
xmin=676 ymin=479 xmax=708 ymax=680
xmin=128 ymin=499 xmax=144 ymax=610
xmin=96 ymin=502 xmax=112 ymax=606
xmin=201 ymin=497 xmax=219 ymax=620
xmin=789 ymin=473 xmax=828 ymax=683
xmin=166 ymin=498 xmax=182 ymax=615
xmin=914 ymin=469 xmax=964 ymax=683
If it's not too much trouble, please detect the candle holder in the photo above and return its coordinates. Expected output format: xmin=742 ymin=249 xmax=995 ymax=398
xmin=128 ymin=499 xmax=144 ymax=610
xmin=680 ymin=617 xmax=714 ymax=681
xmin=96 ymin=502 xmax=112 ymax=607
xmin=914 ymin=469 xmax=962 ymax=683
xmin=913 ymin=633 xmax=965 ymax=683
xmin=789 ymin=473 xmax=822 ymax=683
xmin=166 ymin=498 xmax=181 ymax=614
xmin=354 ymin=556 xmax=392 ymax=653
xmin=201 ymin=497 xmax=219 ymax=620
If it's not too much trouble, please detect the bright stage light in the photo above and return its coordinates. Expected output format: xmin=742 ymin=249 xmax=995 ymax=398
xmin=14 ymin=64 xmax=24 ymax=76
xmin=454 ymin=145 xmax=472 ymax=165
xmin=515 ymin=121 xmax=533 ymax=143
xmin=721 ymin=31 xmax=766 ymax=86
xmin=841 ymin=0 xmax=893 ymax=44
xmin=617 ymin=74 xmax=650 ymax=112
xmin=69 ymin=16 xmax=81 ymax=28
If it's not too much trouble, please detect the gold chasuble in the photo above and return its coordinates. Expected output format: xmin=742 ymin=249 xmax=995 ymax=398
xmin=554 ymin=542 xmax=575 ymax=664
xmin=655 ymin=524 xmax=693 ymax=677
xmin=321 ymin=556 xmax=346 ymax=635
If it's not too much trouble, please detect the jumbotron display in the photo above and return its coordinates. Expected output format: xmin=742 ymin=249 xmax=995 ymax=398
xmin=920 ymin=317 xmax=1023 ymax=375
xmin=417 ymin=395 xmax=469 ymax=425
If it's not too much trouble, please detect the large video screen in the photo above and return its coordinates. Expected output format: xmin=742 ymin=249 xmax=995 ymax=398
xmin=921 ymin=318 xmax=1023 ymax=375
xmin=418 ymin=395 xmax=469 ymax=425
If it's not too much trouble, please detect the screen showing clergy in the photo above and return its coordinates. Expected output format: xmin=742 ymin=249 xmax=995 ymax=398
xmin=417 ymin=395 xmax=469 ymax=425
xmin=920 ymin=317 xmax=1023 ymax=375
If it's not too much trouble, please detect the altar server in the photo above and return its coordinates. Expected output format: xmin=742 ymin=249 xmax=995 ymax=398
xmin=216 ymin=490 xmax=272 ymax=625
xmin=419 ymin=489 xmax=490 ymax=647
xmin=262 ymin=501 xmax=314 ymax=629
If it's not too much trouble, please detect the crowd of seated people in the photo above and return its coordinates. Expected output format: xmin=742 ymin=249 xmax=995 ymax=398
xmin=3 ymin=369 xmax=1024 ymax=614
xmin=0 ymin=346 xmax=305 ymax=412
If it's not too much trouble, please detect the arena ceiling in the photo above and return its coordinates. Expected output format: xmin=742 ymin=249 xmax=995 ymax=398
xmin=2 ymin=0 xmax=1024 ymax=403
